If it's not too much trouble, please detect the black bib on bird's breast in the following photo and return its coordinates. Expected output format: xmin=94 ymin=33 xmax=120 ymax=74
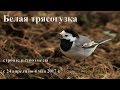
xmin=60 ymin=39 xmax=73 ymax=52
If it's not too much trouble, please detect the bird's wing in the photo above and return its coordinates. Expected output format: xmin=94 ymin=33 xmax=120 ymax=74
xmin=82 ymin=41 xmax=98 ymax=49
xmin=75 ymin=35 xmax=92 ymax=47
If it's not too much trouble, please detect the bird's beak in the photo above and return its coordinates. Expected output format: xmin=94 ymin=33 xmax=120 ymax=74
xmin=59 ymin=32 xmax=62 ymax=35
xmin=59 ymin=32 xmax=63 ymax=39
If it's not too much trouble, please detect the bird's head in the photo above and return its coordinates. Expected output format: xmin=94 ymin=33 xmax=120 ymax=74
xmin=59 ymin=29 xmax=79 ymax=42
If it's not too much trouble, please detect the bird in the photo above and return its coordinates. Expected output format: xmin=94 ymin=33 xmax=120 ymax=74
xmin=59 ymin=29 xmax=112 ymax=62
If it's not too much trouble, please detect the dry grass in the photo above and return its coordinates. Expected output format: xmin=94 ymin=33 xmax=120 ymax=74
xmin=0 ymin=11 xmax=120 ymax=79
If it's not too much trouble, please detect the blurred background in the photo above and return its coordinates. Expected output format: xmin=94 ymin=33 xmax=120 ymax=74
xmin=0 ymin=11 xmax=120 ymax=79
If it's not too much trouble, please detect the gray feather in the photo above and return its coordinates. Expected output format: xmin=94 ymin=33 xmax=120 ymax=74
xmin=75 ymin=35 xmax=91 ymax=47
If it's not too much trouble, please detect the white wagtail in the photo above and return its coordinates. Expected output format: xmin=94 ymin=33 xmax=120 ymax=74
xmin=59 ymin=29 xmax=112 ymax=61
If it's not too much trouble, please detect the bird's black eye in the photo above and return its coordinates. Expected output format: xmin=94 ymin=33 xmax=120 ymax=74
xmin=65 ymin=35 xmax=68 ymax=37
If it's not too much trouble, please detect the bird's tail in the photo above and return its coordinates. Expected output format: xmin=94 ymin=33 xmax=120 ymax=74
xmin=95 ymin=37 xmax=112 ymax=45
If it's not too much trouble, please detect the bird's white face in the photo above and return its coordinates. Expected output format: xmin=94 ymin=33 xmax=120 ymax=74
xmin=60 ymin=30 xmax=77 ymax=42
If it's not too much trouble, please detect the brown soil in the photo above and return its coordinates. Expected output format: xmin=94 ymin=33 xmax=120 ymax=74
xmin=0 ymin=11 xmax=120 ymax=79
